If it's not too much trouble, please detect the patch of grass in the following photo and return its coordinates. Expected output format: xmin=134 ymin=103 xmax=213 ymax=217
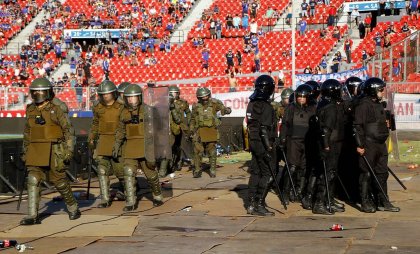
xmin=0 ymin=134 xmax=23 ymax=140
xmin=390 ymin=140 xmax=420 ymax=165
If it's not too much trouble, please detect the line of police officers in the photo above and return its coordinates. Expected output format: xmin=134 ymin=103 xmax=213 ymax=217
xmin=20 ymin=73 xmax=399 ymax=224
xmin=20 ymin=78 xmax=231 ymax=225
xmin=246 ymin=75 xmax=400 ymax=216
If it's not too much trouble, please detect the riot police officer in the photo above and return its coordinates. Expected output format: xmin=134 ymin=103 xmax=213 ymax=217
xmin=280 ymin=84 xmax=316 ymax=204
xmin=353 ymin=77 xmax=400 ymax=213
xmin=246 ymin=75 xmax=276 ymax=216
xmin=21 ymin=78 xmax=81 ymax=225
xmin=88 ymin=80 xmax=125 ymax=208
xmin=305 ymin=80 xmax=321 ymax=105
xmin=312 ymin=79 xmax=345 ymax=215
xmin=158 ymin=89 xmax=183 ymax=177
xmin=169 ymin=85 xmax=191 ymax=170
xmin=271 ymin=88 xmax=293 ymax=123
xmin=190 ymin=87 xmax=232 ymax=178
xmin=117 ymin=81 xmax=131 ymax=104
xmin=345 ymin=76 xmax=363 ymax=99
xmin=113 ymin=84 xmax=165 ymax=210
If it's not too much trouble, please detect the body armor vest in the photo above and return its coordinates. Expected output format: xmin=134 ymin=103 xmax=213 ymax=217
xmin=124 ymin=106 xmax=145 ymax=159
xmin=365 ymin=101 xmax=389 ymax=143
xmin=291 ymin=105 xmax=311 ymax=139
xmin=96 ymin=102 xmax=122 ymax=156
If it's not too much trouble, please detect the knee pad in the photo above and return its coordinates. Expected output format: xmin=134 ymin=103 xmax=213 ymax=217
xmin=124 ymin=166 xmax=136 ymax=177
xmin=97 ymin=165 xmax=108 ymax=176
xmin=27 ymin=174 xmax=40 ymax=187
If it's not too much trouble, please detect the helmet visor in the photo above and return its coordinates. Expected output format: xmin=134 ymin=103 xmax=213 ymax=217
xmin=31 ymin=90 xmax=49 ymax=103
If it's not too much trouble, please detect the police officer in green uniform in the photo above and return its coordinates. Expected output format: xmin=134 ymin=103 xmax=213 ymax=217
xmin=271 ymin=88 xmax=294 ymax=122
xmin=113 ymin=84 xmax=165 ymax=211
xmin=159 ymin=90 xmax=183 ymax=177
xmin=169 ymin=85 xmax=191 ymax=170
xmin=21 ymin=78 xmax=81 ymax=225
xmin=190 ymin=87 xmax=232 ymax=178
xmin=88 ymin=80 xmax=125 ymax=208
xmin=117 ymin=82 xmax=131 ymax=104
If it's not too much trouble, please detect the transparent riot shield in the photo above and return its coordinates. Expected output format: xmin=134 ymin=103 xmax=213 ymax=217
xmin=143 ymin=86 xmax=171 ymax=162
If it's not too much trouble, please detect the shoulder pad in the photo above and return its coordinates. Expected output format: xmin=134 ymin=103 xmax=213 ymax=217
xmin=51 ymin=98 xmax=69 ymax=113
xmin=210 ymin=98 xmax=222 ymax=104
xmin=26 ymin=103 xmax=36 ymax=112
xmin=93 ymin=100 xmax=100 ymax=107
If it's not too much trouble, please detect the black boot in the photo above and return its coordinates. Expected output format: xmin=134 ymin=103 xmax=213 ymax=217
xmin=97 ymin=201 xmax=112 ymax=208
xmin=360 ymin=179 xmax=376 ymax=213
xmin=312 ymin=201 xmax=334 ymax=215
xmin=377 ymin=194 xmax=400 ymax=212
xmin=252 ymin=198 xmax=274 ymax=216
xmin=193 ymin=170 xmax=202 ymax=178
xmin=301 ymin=175 xmax=316 ymax=210
xmin=246 ymin=196 xmax=257 ymax=215
xmin=327 ymin=201 xmax=345 ymax=213
xmin=123 ymin=205 xmax=137 ymax=212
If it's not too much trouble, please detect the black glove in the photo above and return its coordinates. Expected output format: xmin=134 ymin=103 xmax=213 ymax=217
xmin=320 ymin=148 xmax=330 ymax=160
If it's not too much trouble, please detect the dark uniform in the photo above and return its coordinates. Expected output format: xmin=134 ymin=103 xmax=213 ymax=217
xmin=246 ymin=75 xmax=276 ymax=216
xmin=353 ymin=77 xmax=400 ymax=213
xmin=313 ymin=79 xmax=345 ymax=215
xmin=190 ymin=87 xmax=231 ymax=178
xmin=21 ymin=78 xmax=80 ymax=225
xmin=88 ymin=80 xmax=125 ymax=208
xmin=280 ymin=84 xmax=315 ymax=203
xmin=113 ymin=84 xmax=164 ymax=211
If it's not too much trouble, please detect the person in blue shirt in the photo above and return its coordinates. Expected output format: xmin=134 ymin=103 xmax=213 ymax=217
xmin=374 ymin=32 xmax=382 ymax=54
xmin=159 ymin=40 xmax=165 ymax=51
xmin=147 ymin=37 xmax=155 ymax=54
xmin=54 ymin=43 xmax=62 ymax=64
xmin=242 ymin=1 xmax=249 ymax=16
xmin=140 ymin=40 xmax=147 ymax=53
xmin=299 ymin=19 xmax=307 ymax=36
xmin=242 ymin=14 xmax=249 ymax=29
xmin=165 ymin=40 xmax=171 ymax=52
xmin=251 ymin=34 xmax=259 ymax=48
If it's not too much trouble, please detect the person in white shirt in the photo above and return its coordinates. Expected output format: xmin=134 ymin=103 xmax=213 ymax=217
xmin=250 ymin=19 xmax=258 ymax=34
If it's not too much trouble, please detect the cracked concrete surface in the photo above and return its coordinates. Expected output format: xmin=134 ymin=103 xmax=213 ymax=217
xmin=0 ymin=162 xmax=419 ymax=254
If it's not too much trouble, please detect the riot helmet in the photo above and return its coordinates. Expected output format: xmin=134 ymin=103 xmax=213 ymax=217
xmin=196 ymin=87 xmax=211 ymax=104
xmin=169 ymin=85 xmax=180 ymax=100
xmin=363 ymin=77 xmax=386 ymax=101
xmin=97 ymin=80 xmax=117 ymax=105
xmin=123 ymin=84 xmax=143 ymax=110
xmin=118 ymin=82 xmax=131 ymax=97
xmin=305 ymin=80 xmax=321 ymax=101
xmin=321 ymin=79 xmax=342 ymax=101
xmin=280 ymin=88 xmax=293 ymax=106
xmin=249 ymin=75 xmax=275 ymax=101
xmin=345 ymin=76 xmax=363 ymax=97
xmin=294 ymin=84 xmax=312 ymax=106
xmin=30 ymin=78 xmax=53 ymax=104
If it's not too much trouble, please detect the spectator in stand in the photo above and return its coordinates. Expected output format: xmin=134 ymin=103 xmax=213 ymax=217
xmin=392 ymin=58 xmax=401 ymax=77
xmin=251 ymin=34 xmax=259 ymax=49
xmin=332 ymin=26 xmax=341 ymax=39
xmin=313 ymin=65 xmax=322 ymax=74
xmin=147 ymin=37 xmax=155 ymax=54
xmin=226 ymin=48 xmax=235 ymax=70
xmin=214 ymin=4 xmax=220 ymax=14
xmin=401 ymin=22 xmax=410 ymax=33
xmin=165 ymin=39 xmax=171 ymax=52
xmin=236 ymin=50 xmax=242 ymax=73
xmin=299 ymin=18 xmax=307 ymax=36
xmin=250 ymin=19 xmax=258 ymax=35
xmin=320 ymin=55 xmax=328 ymax=72
xmin=385 ymin=23 xmax=396 ymax=34
xmin=364 ymin=14 xmax=372 ymax=34
xmin=216 ymin=19 xmax=222 ymax=39
xmin=344 ymin=37 xmax=353 ymax=63
xmin=303 ymin=65 xmax=312 ymax=74
xmin=278 ymin=69 xmax=285 ymax=88
xmin=286 ymin=5 xmax=292 ymax=25
xmin=144 ymin=55 xmax=150 ymax=66
xmin=301 ymin=0 xmax=309 ymax=18
xmin=64 ymin=33 xmax=72 ymax=50
xmin=358 ymin=20 xmax=366 ymax=39
xmin=202 ymin=59 xmax=209 ymax=72
xmin=197 ymin=37 xmax=205 ymax=47
xmin=228 ymin=72 xmax=238 ymax=92
xmin=250 ymin=1 xmax=258 ymax=19
xmin=374 ymin=32 xmax=383 ymax=54
xmin=149 ymin=54 xmax=157 ymax=65
xmin=350 ymin=8 xmax=360 ymax=28
xmin=54 ymin=42 xmax=62 ymax=65
xmin=209 ymin=17 xmax=216 ymax=39
xmin=242 ymin=13 xmax=249 ymax=30
xmin=226 ymin=14 xmax=234 ymax=29
xmin=309 ymin=0 xmax=316 ymax=18
xmin=70 ymin=57 xmax=77 ymax=74
xmin=324 ymin=0 xmax=330 ymax=6
xmin=410 ymin=0 xmax=418 ymax=15
xmin=254 ymin=48 xmax=261 ymax=72
xmin=242 ymin=0 xmax=249 ymax=16
xmin=383 ymin=32 xmax=391 ymax=48
xmin=202 ymin=46 xmax=210 ymax=65
xmin=233 ymin=14 xmax=241 ymax=29
xmin=331 ymin=52 xmax=340 ymax=73
xmin=102 ymin=56 xmax=110 ymax=80
xmin=327 ymin=6 xmax=336 ymax=27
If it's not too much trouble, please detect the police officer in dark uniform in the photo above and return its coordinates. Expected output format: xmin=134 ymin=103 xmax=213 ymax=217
xmin=305 ymin=80 xmax=321 ymax=105
xmin=353 ymin=77 xmax=400 ymax=213
xmin=246 ymin=75 xmax=276 ymax=216
xmin=280 ymin=84 xmax=315 ymax=204
xmin=313 ymin=79 xmax=345 ymax=215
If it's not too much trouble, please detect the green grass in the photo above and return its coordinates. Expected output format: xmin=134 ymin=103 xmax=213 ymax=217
xmin=0 ymin=134 xmax=23 ymax=140
xmin=390 ymin=140 xmax=420 ymax=165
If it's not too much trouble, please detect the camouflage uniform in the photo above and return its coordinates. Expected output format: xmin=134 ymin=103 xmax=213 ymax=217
xmin=21 ymin=78 xmax=80 ymax=225
xmin=172 ymin=90 xmax=191 ymax=170
xmin=190 ymin=88 xmax=231 ymax=178
xmin=88 ymin=81 xmax=125 ymax=208
xmin=113 ymin=84 xmax=164 ymax=211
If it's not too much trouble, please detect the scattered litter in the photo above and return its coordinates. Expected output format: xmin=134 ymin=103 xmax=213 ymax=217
xmin=391 ymin=246 xmax=398 ymax=250
xmin=181 ymin=206 xmax=192 ymax=212
xmin=213 ymin=231 xmax=218 ymax=234
xmin=400 ymin=177 xmax=413 ymax=181
xmin=169 ymin=173 xmax=175 ymax=178
xmin=330 ymin=224 xmax=344 ymax=231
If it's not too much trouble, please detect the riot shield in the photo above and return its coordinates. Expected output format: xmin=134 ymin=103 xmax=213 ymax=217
xmin=341 ymin=84 xmax=352 ymax=101
xmin=143 ymin=86 xmax=171 ymax=162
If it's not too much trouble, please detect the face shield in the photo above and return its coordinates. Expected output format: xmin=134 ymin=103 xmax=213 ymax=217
xmin=99 ymin=92 xmax=116 ymax=105
xmin=169 ymin=91 xmax=180 ymax=100
xmin=199 ymin=95 xmax=210 ymax=104
xmin=30 ymin=89 xmax=50 ymax=104
xmin=295 ymin=94 xmax=307 ymax=106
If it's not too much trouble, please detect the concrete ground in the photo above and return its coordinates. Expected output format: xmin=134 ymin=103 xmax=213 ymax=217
xmin=0 ymin=159 xmax=419 ymax=254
